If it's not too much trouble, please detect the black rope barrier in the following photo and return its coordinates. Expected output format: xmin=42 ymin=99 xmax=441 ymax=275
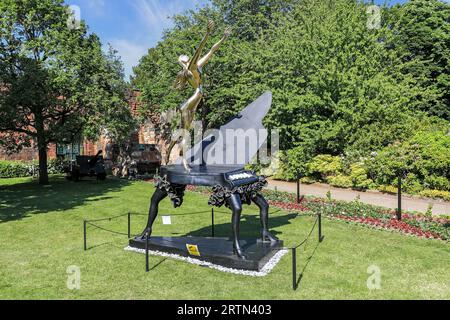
xmin=288 ymin=212 xmax=324 ymax=290
xmin=83 ymin=212 xmax=147 ymax=251
xmin=85 ymin=212 xmax=130 ymax=223
xmin=291 ymin=215 xmax=319 ymax=250
xmin=85 ymin=221 xmax=139 ymax=237
xmin=83 ymin=209 xmax=281 ymax=241
xmin=82 ymin=209 xmax=234 ymax=251
xmin=82 ymin=209 xmax=324 ymax=291
xmin=269 ymin=212 xmax=319 ymax=252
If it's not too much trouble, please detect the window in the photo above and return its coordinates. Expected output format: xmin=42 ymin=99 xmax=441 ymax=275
xmin=56 ymin=143 xmax=81 ymax=160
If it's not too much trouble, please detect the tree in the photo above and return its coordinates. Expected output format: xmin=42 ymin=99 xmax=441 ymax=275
xmin=387 ymin=0 xmax=450 ymax=120
xmin=0 ymin=0 xmax=134 ymax=184
xmin=132 ymin=0 xmax=449 ymax=185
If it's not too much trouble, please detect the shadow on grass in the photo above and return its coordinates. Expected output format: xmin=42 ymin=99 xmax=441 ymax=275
xmin=294 ymin=241 xmax=321 ymax=290
xmin=186 ymin=213 xmax=299 ymax=239
xmin=150 ymin=258 xmax=167 ymax=271
xmin=0 ymin=176 xmax=131 ymax=223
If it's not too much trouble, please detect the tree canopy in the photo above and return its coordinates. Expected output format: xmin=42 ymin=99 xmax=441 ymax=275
xmin=132 ymin=0 xmax=449 ymax=194
xmin=0 ymin=0 xmax=134 ymax=184
xmin=388 ymin=0 xmax=450 ymax=120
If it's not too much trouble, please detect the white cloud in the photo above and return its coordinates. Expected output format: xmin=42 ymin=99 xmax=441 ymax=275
xmin=85 ymin=0 xmax=106 ymax=16
xmin=108 ymin=39 xmax=148 ymax=80
xmin=106 ymin=0 xmax=208 ymax=80
xmin=132 ymin=0 xmax=206 ymax=29
xmin=133 ymin=0 xmax=170 ymax=28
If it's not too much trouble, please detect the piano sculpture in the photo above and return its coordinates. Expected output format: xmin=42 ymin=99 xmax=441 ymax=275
xmin=129 ymin=21 xmax=282 ymax=271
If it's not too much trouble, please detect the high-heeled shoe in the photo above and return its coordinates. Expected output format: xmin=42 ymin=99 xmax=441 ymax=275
xmin=261 ymin=229 xmax=278 ymax=243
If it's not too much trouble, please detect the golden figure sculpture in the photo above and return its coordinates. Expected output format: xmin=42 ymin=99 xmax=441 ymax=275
xmin=165 ymin=20 xmax=231 ymax=171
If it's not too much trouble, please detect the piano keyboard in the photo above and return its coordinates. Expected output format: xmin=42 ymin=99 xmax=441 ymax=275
xmin=224 ymin=170 xmax=260 ymax=188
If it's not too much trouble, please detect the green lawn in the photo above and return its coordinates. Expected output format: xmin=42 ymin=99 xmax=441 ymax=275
xmin=0 ymin=176 xmax=448 ymax=300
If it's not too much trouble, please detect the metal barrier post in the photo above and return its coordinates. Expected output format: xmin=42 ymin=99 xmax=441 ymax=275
xmin=318 ymin=212 xmax=323 ymax=242
xmin=83 ymin=220 xmax=87 ymax=251
xmin=292 ymin=247 xmax=297 ymax=290
xmin=145 ymin=231 xmax=149 ymax=272
xmin=397 ymin=174 xmax=402 ymax=221
xmin=211 ymin=208 xmax=215 ymax=238
xmin=127 ymin=212 xmax=131 ymax=238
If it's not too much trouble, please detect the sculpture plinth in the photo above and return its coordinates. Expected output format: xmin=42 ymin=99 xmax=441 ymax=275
xmin=129 ymin=236 xmax=283 ymax=271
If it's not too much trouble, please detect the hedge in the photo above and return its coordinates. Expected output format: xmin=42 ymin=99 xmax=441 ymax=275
xmin=0 ymin=159 xmax=68 ymax=178
xmin=0 ymin=160 xmax=33 ymax=178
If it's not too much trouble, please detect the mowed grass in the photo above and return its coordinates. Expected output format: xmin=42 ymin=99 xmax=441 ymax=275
xmin=0 ymin=176 xmax=449 ymax=300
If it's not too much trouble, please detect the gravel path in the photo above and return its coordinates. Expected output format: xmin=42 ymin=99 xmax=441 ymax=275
xmin=267 ymin=179 xmax=450 ymax=216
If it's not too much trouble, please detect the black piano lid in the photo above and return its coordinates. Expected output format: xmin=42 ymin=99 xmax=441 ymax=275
xmin=160 ymin=165 xmax=258 ymax=187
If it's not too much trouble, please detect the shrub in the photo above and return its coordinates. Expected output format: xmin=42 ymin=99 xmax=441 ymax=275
xmin=308 ymin=154 xmax=343 ymax=180
xmin=325 ymin=163 xmax=374 ymax=190
xmin=349 ymin=163 xmax=374 ymax=190
xmin=300 ymin=176 xmax=317 ymax=184
xmin=419 ymin=189 xmax=450 ymax=201
xmin=255 ymin=151 xmax=283 ymax=178
xmin=0 ymin=159 xmax=68 ymax=178
xmin=279 ymin=147 xmax=313 ymax=181
xmin=0 ymin=161 xmax=32 ymax=178
xmin=379 ymin=185 xmax=398 ymax=194
xmin=403 ymin=173 xmax=424 ymax=194
xmin=328 ymin=175 xmax=353 ymax=188
xmin=424 ymin=175 xmax=449 ymax=191
xmin=47 ymin=158 xmax=70 ymax=174
xmin=367 ymin=129 xmax=450 ymax=192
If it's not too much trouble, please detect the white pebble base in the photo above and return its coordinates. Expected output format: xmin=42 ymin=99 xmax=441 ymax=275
xmin=124 ymin=246 xmax=288 ymax=277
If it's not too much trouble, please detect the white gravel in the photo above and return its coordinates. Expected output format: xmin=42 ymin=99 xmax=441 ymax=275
xmin=124 ymin=246 xmax=288 ymax=277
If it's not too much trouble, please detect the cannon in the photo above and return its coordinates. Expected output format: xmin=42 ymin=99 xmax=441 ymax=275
xmin=66 ymin=150 xmax=107 ymax=181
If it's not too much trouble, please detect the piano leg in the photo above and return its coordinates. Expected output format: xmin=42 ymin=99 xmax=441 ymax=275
xmin=252 ymin=194 xmax=279 ymax=242
xmin=140 ymin=188 xmax=168 ymax=239
xmin=227 ymin=193 xmax=245 ymax=259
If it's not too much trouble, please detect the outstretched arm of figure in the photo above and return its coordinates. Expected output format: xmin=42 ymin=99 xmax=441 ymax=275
xmin=188 ymin=20 xmax=214 ymax=71
xmin=198 ymin=27 xmax=231 ymax=68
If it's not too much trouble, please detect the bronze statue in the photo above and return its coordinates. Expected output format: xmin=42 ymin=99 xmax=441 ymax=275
xmin=165 ymin=20 xmax=231 ymax=171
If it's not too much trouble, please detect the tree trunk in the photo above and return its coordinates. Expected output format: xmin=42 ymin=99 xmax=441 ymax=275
xmin=38 ymin=140 xmax=49 ymax=185
xmin=36 ymin=115 xmax=49 ymax=185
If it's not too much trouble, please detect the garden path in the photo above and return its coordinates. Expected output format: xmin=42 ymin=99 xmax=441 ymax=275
xmin=266 ymin=179 xmax=450 ymax=216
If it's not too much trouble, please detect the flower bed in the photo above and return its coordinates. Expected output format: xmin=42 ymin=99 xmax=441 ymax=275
xmin=181 ymin=184 xmax=450 ymax=241
xmin=263 ymin=189 xmax=449 ymax=241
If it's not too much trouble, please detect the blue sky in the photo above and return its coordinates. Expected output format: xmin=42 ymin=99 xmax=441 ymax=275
xmin=64 ymin=0 xmax=409 ymax=80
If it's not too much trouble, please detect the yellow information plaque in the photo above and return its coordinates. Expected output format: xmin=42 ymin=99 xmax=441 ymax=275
xmin=186 ymin=244 xmax=201 ymax=256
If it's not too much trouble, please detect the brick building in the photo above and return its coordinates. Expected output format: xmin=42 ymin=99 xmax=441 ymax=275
xmin=127 ymin=89 xmax=179 ymax=163
xmin=0 ymin=89 xmax=165 ymax=164
xmin=0 ymin=131 xmax=109 ymax=162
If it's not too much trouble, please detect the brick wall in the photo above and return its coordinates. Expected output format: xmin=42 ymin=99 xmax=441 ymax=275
xmin=0 ymin=147 xmax=39 ymax=161
xmin=0 ymin=142 xmax=57 ymax=161
xmin=128 ymin=90 xmax=140 ymax=117
xmin=0 ymin=89 xmax=177 ymax=163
